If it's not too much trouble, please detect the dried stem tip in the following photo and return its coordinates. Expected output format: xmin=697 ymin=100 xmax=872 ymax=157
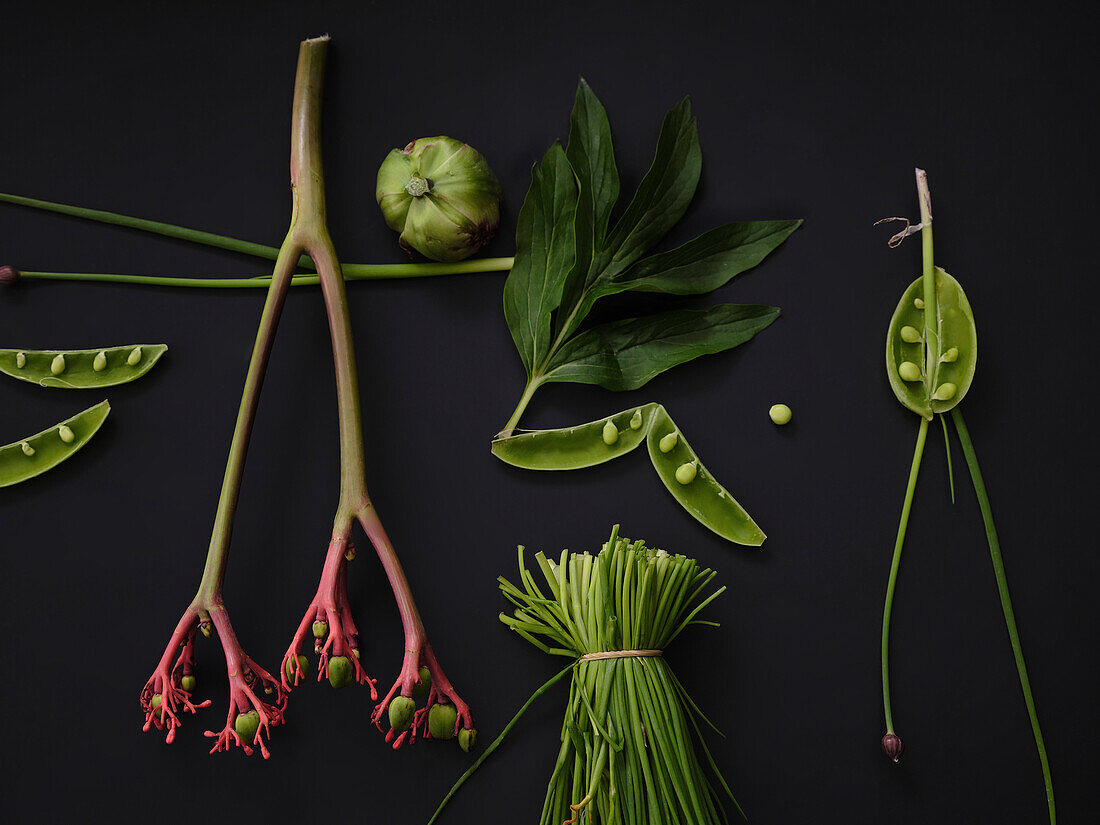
xmin=0 ymin=265 xmax=21 ymax=285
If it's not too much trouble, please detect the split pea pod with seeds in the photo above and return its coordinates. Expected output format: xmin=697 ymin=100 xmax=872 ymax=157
xmin=0 ymin=400 xmax=111 ymax=487
xmin=877 ymin=169 xmax=1055 ymax=824
xmin=492 ymin=403 xmax=765 ymax=545
xmin=0 ymin=344 xmax=167 ymax=388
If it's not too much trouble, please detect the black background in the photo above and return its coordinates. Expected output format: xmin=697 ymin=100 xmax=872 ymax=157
xmin=1 ymin=2 xmax=1096 ymax=823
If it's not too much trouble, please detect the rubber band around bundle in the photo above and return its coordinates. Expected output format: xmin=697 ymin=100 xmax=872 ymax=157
xmin=578 ymin=649 xmax=663 ymax=661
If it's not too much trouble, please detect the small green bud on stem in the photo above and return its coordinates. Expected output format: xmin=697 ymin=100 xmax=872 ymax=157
xmin=458 ymin=727 xmax=477 ymax=752
xmin=388 ymin=696 xmax=416 ymax=733
xmin=312 ymin=620 xmax=328 ymax=639
xmin=180 ymin=675 xmax=197 ymax=692
xmin=285 ymin=654 xmax=310 ymax=682
xmin=412 ymin=665 xmax=432 ymax=699
xmin=328 ymin=656 xmax=353 ymax=689
xmin=235 ymin=710 xmax=260 ymax=744
xmin=429 ymin=702 xmax=458 ymax=740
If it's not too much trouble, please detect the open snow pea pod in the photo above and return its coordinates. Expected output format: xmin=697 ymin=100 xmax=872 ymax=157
xmin=886 ymin=268 xmax=976 ymax=418
xmin=0 ymin=344 xmax=167 ymax=388
xmin=0 ymin=400 xmax=111 ymax=487
xmin=645 ymin=405 xmax=766 ymax=546
xmin=491 ymin=403 xmax=659 ymax=470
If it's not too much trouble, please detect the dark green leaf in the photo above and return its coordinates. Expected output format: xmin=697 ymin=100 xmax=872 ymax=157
xmin=613 ymin=219 xmax=802 ymax=295
xmin=594 ymin=97 xmax=701 ymax=283
xmin=503 ymin=143 xmax=578 ymax=376
xmin=543 ymin=304 xmax=780 ymax=391
xmin=557 ymin=79 xmax=620 ymax=340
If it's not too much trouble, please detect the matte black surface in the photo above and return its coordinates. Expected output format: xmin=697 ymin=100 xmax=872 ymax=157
xmin=1 ymin=2 xmax=1095 ymax=823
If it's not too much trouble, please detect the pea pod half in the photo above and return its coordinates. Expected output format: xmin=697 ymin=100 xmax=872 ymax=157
xmin=886 ymin=268 xmax=976 ymax=418
xmin=0 ymin=400 xmax=111 ymax=487
xmin=0 ymin=344 xmax=167 ymax=389
xmin=492 ymin=403 xmax=765 ymax=546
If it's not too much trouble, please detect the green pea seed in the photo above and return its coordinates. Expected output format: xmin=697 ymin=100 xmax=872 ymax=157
xmin=58 ymin=425 xmax=75 ymax=443
xmin=932 ymin=382 xmax=957 ymax=401
xmin=15 ymin=352 xmax=26 ymax=368
xmin=914 ymin=297 xmax=925 ymax=309
xmin=658 ymin=432 xmax=678 ymax=453
xmin=899 ymin=325 xmax=922 ymax=343
xmin=20 ymin=442 xmax=34 ymax=457
xmin=898 ymin=361 xmax=921 ymax=382
xmin=940 ymin=347 xmax=959 ymax=363
xmin=51 ymin=354 xmax=66 ymax=375
xmin=675 ymin=462 xmax=698 ymax=484
xmin=127 ymin=347 xmax=143 ymax=366
xmin=768 ymin=404 xmax=792 ymax=425
xmin=602 ymin=420 xmax=618 ymax=445
xmin=180 ymin=675 xmax=197 ymax=692
xmin=629 ymin=409 xmax=643 ymax=430
xmin=93 ymin=351 xmax=108 ymax=371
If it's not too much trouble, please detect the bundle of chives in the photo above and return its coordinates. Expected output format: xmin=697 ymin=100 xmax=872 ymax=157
xmin=429 ymin=526 xmax=742 ymax=825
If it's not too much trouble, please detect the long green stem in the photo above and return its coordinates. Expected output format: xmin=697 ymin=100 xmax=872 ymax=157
xmin=427 ymin=662 xmax=576 ymax=825
xmin=881 ymin=416 xmax=929 ymax=735
xmin=951 ymin=408 xmax=1056 ymax=824
xmin=0 ymin=192 xmax=514 ymax=281
xmin=498 ymin=377 xmax=542 ymax=437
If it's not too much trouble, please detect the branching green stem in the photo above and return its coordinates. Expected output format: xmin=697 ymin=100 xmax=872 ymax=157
xmin=951 ymin=408 xmax=1056 ymax=824
xmin=881 ymin=416 xmax=928 ymax=734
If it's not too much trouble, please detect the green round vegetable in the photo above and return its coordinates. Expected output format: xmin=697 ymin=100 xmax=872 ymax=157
xmin=327 ymin=655 xmax=353 ymax=689
xmin=180 ymin=675 xmax=197 ymax=692
xmin=897 ymin=362 xmax=922 ymax=382
xmin=376 ymin=136 xmax=502 ymax=262
xmin=388 ymin=696 xmax=416 ymax=733
xmin=412 ymin=666 xmax=432 ymax=699
xmin=235 ymin=710 xmax=260 ymax=743
xmin=312 ymin=620 xmax=328 ymax=639
xmin=428 ymin=702 xmax=458 ymax=740
xmin=768 ymin=404 xmax=792 ymax=425
xmin=458 ymin=727 xmax=477 ymax=753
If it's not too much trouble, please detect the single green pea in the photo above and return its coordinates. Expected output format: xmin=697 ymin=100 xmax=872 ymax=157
xmin=0 ymin=401 xmax=111 ymax=489
xmin=629 ymin=408 xmax=643 ymax=430
xmin=658 ymin=432 xmax=678 ymax=453
xmin=0 ymin=344 xmax=168 ymax=389
xmin=327 ymin=655 xmax=353 ymax=689
xmin=389 ymin=696 xmax=416 ymax=733
xmin=602 ymin=420 xmax=618 ymax=445
xmin=234 ymin=710 xmax=260 ymax=744
xmin=768 ymin=404 xmax=792 ymax=425
xmin=412 ymin=665 xmax=432 ymax=699
xmin=932 ymin=382 xmax=957 ymax=401
xmin=897 ymin=362 xmax=922 ymax=382
xmin=285 ymin=654 xmax=310 ymax=682
xmin=428 ymin=702 xmax=458 ymax=740
xmin=914 ymin=297 xmax=925 ymax=309
xmin=675 ymin=462 xmax=698 ymax=484
xmin=180 ymin=675 xmax=197 ymax=692
xmin=940 ymin=347 xmax=959 ymax=363
xmin=458 ymin=727 xmax=477 ymax=752
xmin=312 ymin=620 xmax=328 ymax=638
xmin=899 ymin=325 xmax=922 ymax=343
